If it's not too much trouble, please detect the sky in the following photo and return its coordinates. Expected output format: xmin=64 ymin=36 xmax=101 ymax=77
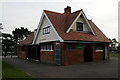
xmin=0 ymin=0 xmax=119 ymax=41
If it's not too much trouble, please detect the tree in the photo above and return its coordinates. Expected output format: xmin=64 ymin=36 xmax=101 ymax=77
xmin=2 ymin=33 xmax=15 ymax=57
xmin=110 ymin=38 xmax=118 ymax=53
xmin=117 ymin=42 xmax=120 ymax=53
xmin=111 ymin=38 xmax=118 ymax=47
xmin=12 ymin=27 xmax=31 ymax=44
xmin=0 ymin=23 xmax=3 ymax=57
xmin=0 ymin=23 xmax=2 ymax=30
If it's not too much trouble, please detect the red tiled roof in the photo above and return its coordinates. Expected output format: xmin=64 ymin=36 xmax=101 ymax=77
xmin=19 ymin=32 xmax=34 ymax=45
xmin=44 ymin=10 xmax=111 ymax=43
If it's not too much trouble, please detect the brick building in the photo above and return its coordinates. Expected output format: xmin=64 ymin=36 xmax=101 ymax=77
xmin=17 ymin=6 xmax=111 ymax=65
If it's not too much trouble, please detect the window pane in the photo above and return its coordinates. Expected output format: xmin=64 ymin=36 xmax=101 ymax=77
xmin=47 ymin=44 xmax=49 ymax=50
xmin=77 ymin=22 xmax=83 ymax=31
xmin=45 ymin=29 xmax=46 ymax=33
xmin=44 ymin=45 xmax=46 ymax=50
xmin=48 ymin=27 xmax=50 ymax=33
xmin=46 ymin=28 xmax=48 ymax=33
xmin=41 ymin=45 xmax=43 ymax=50
xmin=51 ymin=44 xmax=53 ymax=50
xmin=43 ymin=26 xmax=50 ymax=34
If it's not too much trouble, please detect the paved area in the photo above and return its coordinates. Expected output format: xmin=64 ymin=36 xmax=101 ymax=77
xmin=2 ymin=57 xmax=118 ymax=78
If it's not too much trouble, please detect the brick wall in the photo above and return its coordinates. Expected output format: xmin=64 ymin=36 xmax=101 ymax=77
xmin=17 ymin=42 xmax=110 ymax=66
xmin=40 ymin=51 xmax=54 ymax=64
xmin=40 ymin=42 xmax=56 ymax=64
xmin=93 ymin=51 xmax=104 ymax=61
xmin=61 ymin=43 xmax=84 ymax=65
xmin=61 ymin=43 xmax=109 ymax=65
xmin=17 ymin=46 xmax=27 ymax=59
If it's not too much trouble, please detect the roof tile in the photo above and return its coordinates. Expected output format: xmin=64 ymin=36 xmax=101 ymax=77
xmin=45 ymin=10 xmax=111 ymax=43
xmin=19 ymin=32 xmax=34 ymax=45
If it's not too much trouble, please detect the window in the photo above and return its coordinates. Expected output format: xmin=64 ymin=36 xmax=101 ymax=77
xmin=76 ymin=22 xmax=83 ymax=31
xmin=41 ymin=45 xmax=43 ymax=51
xmin=21 ymin=46 xmax=24 ymax=51
xmin=43 ymin=26 xmax=50 ymax=34
xmin=44 ymin=44 xmax=46 ymax=51
xmin=47 ymin=44 xmax=49 ymax=51
xmin=96 ymin=45 xmax=103 ymax=52
xmin=50 ymin=44 xmax=53 ymax=51
xmin=40 ymin=43 xmax=53 ymax=51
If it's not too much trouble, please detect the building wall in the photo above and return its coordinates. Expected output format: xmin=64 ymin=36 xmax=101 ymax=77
xmin=39 ymin=42 xmax=56 ymax=64
xmin=35 ymin=16 xmax=59 ymax=44
xmin=61 ymin=43 xmax=109 ymax=65
xmin=71 ymin=15 xmax=91 ymax=32
xmin=17 ymin=46 xmax=27 ymax=59
xmin=40 ymin=51 xmax=54 ymax=64
xmin=17 ymin=42 xmax=110 ymax=66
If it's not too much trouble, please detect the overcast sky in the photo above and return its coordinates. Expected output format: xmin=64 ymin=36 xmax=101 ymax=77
xmin=0 ymin=0 xmax=119 ymax=41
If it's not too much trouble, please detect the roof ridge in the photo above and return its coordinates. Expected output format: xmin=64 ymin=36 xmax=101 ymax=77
xmin=44 ymin=9 xmax=82 ymax=15
xmin=71 ymin=9 xmax=82 ymax=14
xmin=44 ymin=10 xmax=64 ymax=15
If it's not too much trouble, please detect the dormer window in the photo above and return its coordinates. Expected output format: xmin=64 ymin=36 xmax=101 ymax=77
xmin=76 ymin=22 xmax=83 ymax=31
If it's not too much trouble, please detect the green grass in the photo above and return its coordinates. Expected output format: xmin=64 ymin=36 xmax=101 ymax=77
xmin=110 ymin=53 xmax=120 ymax=57
xmin=2 ymin=61 xmax=37 ymax=80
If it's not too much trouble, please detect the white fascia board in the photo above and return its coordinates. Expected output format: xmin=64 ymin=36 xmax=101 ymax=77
xmin=44 ymin=12 xmax=64 ymax=42
xmin=32 ymin=12 xmax=45 ymax=44
xmin=66 ymin=11 xmax=82 ymax=33
xmin=66 ymin=10 xmax=96 ymax=35
xmin=82 ymin=11 xmax=96 ymax=35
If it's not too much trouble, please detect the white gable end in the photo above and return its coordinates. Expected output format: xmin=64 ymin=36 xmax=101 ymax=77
xmin=35 ymin=15 xmax=60 ymax=44
xmin=66 ymin=10 xmax=95 ymax=35
xmin=70 ymin=15 xmax=91 ymax=32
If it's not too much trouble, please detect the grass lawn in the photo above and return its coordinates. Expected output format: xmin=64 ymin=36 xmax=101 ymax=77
xmin=2 ymin=61 xmax=37 ymax=80
xmin=110 ymin=53 xmax=120 ymax=57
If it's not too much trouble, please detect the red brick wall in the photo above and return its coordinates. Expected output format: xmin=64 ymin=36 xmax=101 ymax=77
xmin=17 ymin=46 xmax=27 ymax=59
xmin=61 ymin=43 xmax=109 ymax=65
xmin=17 ymin=42 xmax=110 ymax=66
xmin=61 ymin=43 xmax=84 ymax=65
xmin=40 ymin=51 xmax=54 ymax=64
xmin=93 ymin=51 xmax=104 ymax=61
xmin=40 ymin=42 xmax=56 ymax=64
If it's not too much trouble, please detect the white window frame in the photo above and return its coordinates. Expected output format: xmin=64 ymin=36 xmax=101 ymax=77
xmin=96 ymin=50 xmax=103 ymax=52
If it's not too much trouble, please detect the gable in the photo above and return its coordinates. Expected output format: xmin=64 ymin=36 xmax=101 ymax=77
xmin=66 ymin=10 xmax=95 ymax=35
xmin=34 ymin=14 xmax=62 ymax=44
xmin=70 ymin=15 xmax=91 ymax=32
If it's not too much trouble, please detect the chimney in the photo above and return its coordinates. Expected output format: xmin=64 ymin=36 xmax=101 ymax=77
xmin=64 ymin=6 xmax=71 ymax=13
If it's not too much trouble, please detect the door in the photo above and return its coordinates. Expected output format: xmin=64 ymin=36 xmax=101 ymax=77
xmin=84 ymin=45 xmax=93 ymax=62
xmin=54 ymin=43 xmax=61 ymax=65
xmin=27 ymin=45 xmax=40 ymax=60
